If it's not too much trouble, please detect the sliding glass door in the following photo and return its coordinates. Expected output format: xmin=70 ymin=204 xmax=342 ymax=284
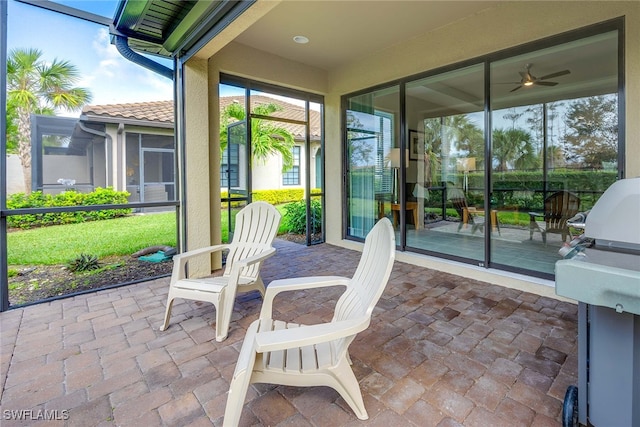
xmin=489 ymin=30 xmax=619 ymax=275
xmin=345 ymin=86 xmax=400 ymax=240
xmin=405 ymin=64 xmax=485 ymax=263
xmin=343 ymin=21 xmax=622 ymax=279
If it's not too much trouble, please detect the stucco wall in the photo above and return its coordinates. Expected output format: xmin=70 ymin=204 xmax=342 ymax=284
xmin=43 ymin=155 xmax=90 ymax=185
xmin=6 ymin=154 xmax=25 ymax=195
xmin=212 ymin=41 xmax=328 ymax=95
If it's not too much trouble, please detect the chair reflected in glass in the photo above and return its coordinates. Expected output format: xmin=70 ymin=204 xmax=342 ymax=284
xmin=529 ymin=190 xmax=581 ymax=244
xmin=448 ymin=183 xmax=500 ymax=235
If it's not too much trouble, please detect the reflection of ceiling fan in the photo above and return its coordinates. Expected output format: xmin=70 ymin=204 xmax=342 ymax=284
xmin=504 ymin=63 xmax=571 ymax=92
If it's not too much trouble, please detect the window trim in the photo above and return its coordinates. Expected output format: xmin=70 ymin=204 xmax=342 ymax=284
xmin=282 ymin=145 xmax=301 ymax=186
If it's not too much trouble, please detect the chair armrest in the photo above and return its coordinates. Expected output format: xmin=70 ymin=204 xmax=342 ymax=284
xmin=170 ymin=244 xmax=230 ymax=284
xmin=173 ymin=244 xmax=230 ymax=261
xmin=267 ymin=276 xmax=349 ymax=294
xmin=260 ymin=276 xmax=350 ymax=319
xmin=225 ymin=247 xmax=277 ymax=286
xmin=234 ymin=246 xmax=277 ymax=269
xmin=253 ymin=318 xmax=367 ymax=353
xmin=528 ymin=211 xmax=544 ymax=220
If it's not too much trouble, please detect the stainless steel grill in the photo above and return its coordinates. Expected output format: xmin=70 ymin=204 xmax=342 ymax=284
xmin=555 ymin=177 xmax=640 ymax=427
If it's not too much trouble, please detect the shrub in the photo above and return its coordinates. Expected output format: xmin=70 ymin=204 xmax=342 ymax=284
xmin=283 ymin=199 xmax=322 ymax=234
xmin=82 ymin=187 xmax=131 ymax=220
xmin=67 ymin=253 xmax=100 ymax=272
xmin=7 ymin=188 xmax=132 ymax=229
xmin=253 ymin=189 xmax=304 ymax=205
xmin=220 ymin=188 xmax=311 ymax=207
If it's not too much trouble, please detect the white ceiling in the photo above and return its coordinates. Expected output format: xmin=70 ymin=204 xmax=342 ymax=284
xmin=231 ymin=1 xmax=618 ymax=110
xmin=233 ymin=1 xmax=500 ymax=71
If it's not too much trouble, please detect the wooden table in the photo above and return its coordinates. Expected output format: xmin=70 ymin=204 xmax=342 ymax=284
xmin=390 ymin=202 xmax=419 ymax=229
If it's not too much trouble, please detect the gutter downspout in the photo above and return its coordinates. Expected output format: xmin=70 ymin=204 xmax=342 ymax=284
xmin=114 ymin=35 xmax=173 ymax=80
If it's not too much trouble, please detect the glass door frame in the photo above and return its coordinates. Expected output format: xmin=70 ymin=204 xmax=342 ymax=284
xmin=223 ymin=120 xmax=250 ymax=241
xmin=220 ymin=74 xmax=325 ymax=245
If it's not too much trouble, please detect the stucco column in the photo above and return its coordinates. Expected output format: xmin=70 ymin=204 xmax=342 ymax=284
xmin=182 ymin=57 xmax=219 ymax=276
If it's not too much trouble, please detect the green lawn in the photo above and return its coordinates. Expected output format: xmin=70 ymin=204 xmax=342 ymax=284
xmin=9 ymin=204 xmax=293 ymax=266
xmin=8 ymin=213 xmax=177 ymax=265
xmin=424 ymin=207 xmax=531 ymax=227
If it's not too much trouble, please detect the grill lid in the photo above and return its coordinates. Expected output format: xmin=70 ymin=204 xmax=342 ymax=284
xmin=585 ymin=177 xmax=640 ymax=251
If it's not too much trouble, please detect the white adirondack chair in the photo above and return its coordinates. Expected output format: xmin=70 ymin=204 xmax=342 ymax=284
xmin=160 ymin=201 xmax=281 ymax=342
xmin=223 ymin=217 xmax=395 ymax=426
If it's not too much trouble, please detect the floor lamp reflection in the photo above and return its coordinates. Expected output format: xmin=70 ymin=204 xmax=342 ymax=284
xmin=389 ymin=148 xmax=408 ymax=204
xmin=457 ymin=157 xmax=476 ymax=192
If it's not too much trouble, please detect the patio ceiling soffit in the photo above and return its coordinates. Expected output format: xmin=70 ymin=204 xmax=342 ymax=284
xmin=113 ymin=0 xmax=256 ymax=60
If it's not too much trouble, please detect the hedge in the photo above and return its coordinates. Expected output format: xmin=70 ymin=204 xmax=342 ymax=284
xmin=349 ymin=168 xmax=617 ymax=211
xmin=220 ymin=188 xmax=310 ymax=207
xmin=7 ymin=187 xmax=132 ymax=229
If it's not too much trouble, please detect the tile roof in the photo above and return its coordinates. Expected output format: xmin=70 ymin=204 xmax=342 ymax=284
xmin=83 ymin=100 xmax=174 ymax=124
xmin=81 ymin=96 xmax=322 ymax=140
xmin=220 ymin=95 xmax=322 ymax=139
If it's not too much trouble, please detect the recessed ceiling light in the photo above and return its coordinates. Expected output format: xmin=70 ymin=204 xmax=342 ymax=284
xmin=293 ymin=35 xmax=309 ymax=44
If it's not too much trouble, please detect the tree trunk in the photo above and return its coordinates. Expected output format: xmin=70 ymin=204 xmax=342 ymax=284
xmin=17 ymin=108 xmax=32 ymax=195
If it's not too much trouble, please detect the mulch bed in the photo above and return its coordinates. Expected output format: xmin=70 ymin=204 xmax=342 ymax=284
xmin=8 ymin=234 xmax=310 ymax=307
xmin=8 ymin=255 xmax=173 ymax=307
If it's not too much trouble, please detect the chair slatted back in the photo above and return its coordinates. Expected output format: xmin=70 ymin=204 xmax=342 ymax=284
xmin=545 ymin=191 xmax=580 ymax=232
xmin=332 ymin=218 xmax=395 ymax=354
xmin=224 ymin=202 xmax=281 ymax=279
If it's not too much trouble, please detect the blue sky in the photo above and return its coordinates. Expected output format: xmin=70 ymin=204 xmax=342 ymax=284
xmin=7 ymin=0 xmax=174 ymax=114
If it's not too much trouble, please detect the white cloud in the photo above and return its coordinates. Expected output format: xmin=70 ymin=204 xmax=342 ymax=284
xmin=85 ymin=28 xmax=174 ymax=105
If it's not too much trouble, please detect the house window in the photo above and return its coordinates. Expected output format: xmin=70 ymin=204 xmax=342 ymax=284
xmin=282 ymin=146 xmax=301 ymax=185
xmin=343 ymin=22 xmax=622 ymax=280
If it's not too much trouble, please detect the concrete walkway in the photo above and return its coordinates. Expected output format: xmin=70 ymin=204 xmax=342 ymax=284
xmin=0 ymin=239 xmax=577 ymax=426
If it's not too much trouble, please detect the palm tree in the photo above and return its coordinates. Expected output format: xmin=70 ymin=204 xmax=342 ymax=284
xmin=220 ymin=101 xmax=295 ymax=172
xmin=6 ymin=48 xmax=92 ymax=194
xmin=5 ymin=98 xmax=19 ymax=154
xmin=422 ymin=115 xmax=483 ymax=184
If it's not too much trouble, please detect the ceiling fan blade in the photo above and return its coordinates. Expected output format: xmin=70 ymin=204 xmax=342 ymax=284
xmin=539 ymin=69 xmax=570 ymax=80
xmin=510 ymin=85 xmax=523 ymax=92
xmin=535 ymin=81 xmax=558 ymax=86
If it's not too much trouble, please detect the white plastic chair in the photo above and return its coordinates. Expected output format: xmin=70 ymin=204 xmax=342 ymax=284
xmin=160 ymin=201 xmax=281 ymax=341
xmin=223 ymin=217 xmax=395 ymax=426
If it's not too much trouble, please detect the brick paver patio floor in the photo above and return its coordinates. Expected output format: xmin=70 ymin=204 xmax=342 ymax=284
xmin=0 ymin=239 xmax=578 ymax=426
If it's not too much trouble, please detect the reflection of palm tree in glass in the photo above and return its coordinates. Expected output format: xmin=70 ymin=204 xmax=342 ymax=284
xmin=492 ymin=128 xmax=537 ymax=171
xmin=345 ymin=112 xmax=375 ymax=167
xmin=546 ymin=145 xmax=565 ymax=170
xmin=220 ymin=102 xmax=295 ymax=172
xmin=422 ymin=115 xmax=483 ymax=185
